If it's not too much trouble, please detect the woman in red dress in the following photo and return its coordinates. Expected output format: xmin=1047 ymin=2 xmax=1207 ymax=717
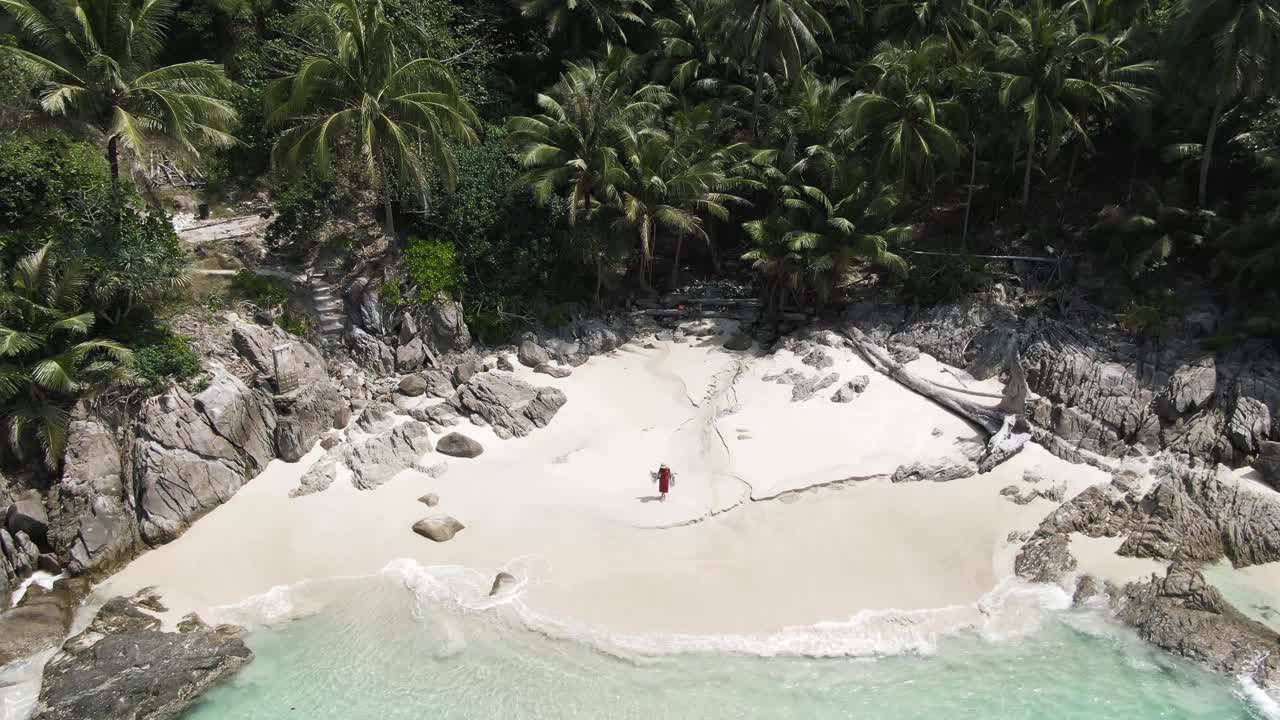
xmin=657 ymin=464 xmax=672 ymax=501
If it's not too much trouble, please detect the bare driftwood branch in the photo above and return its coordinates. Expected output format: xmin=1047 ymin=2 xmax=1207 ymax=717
xmin=838 ymin=326 xmax=1026 ymax=437
xmin=904 ymin=250 xmax=1062 ymax=264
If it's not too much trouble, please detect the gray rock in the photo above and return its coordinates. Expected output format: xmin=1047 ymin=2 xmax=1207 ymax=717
xmin=791 ymin=372 xmax=840 ymax=402
xmin=15 ymin=531 xmax=40 ymax=571
xmin=801 ymin=348 xmax=834 ymax=370
xmin=891 ymin=461 xmax=975 ymax=483
xmin=31 ymin=594 xmax=253 ymax=720
xmin=344 ymin=422 xmax=433 ymax=491
xmin=7 ymin=493 xmax=48 ymax=545
xmin=518 ymin=340 xmax=550 ymax=368
xmin=273 ymin=381 xmax=345 ymax=462
xmin=453 ymin=373 xmax=567 ymax=439
xmin=48 ymin=420 xmax=139 ymax=576
xmin=291 ymin=458 xmax=339 ymax=497
xmin=723 ymin=332 xmax=752 ymax=351
xmin=133 ymin=371 xmax=275 ymax=545
xmin=1116 ymin=564 xmax=1279 ymax=688
xmin=421 ymin=369 xmax=454 ymax=399
xmin=1072 ymin=575 xmax=1103 ymax=606
xmin=489 ymin=571 xmax=518 ymax=596
xmin=1014 ymin=533 xmax=1077 ymax=583
xmin=395 ymin=337 xmax=427 ymax=372
xmin=1228 ymin=396 xmax=1271 ymax=453
xmin=453 ymin=359 xmax=483 ymax=387
xmin=356 ymin=402 xmax=397 ymax=434
xmin=409 ymin=404 xmax=460 ymax=430
xmin=319 ymin=432 xmax=341 ymax=450
xmin=1157 ymin=359 xmax=1217 ymax=420
xmin=437 ymin=432 xmax=484 ymax=458
xmin=1256 ymin=440 xmax=1280 ymax=488
xmin=830 ymin=375 xmax=869 ymax=403
xmin=0 ymin=578 xmax=86 ymax=667
xmin=412 ymin=515 xmax=465 ymax=542
xmin=423 ymin=294 xmax=471 ymax=353
xmin=534 ymin=363 xmax=572 ymax=379
xmin=348 ymin=276 xmax=384 ymax=334
xmin=349 ymin=327 xmax=395 ymax=374
xmin=232 ymin=322 xmax=329 ymax=390
xmin=398 ymin=314 xmax=417 ymax=346
xmin=37 ymin=553 xmax=61 ymax=574
xmin=399 ymin=374 xmax=428 ymax=397
xmin=418 ymin=493 xmax=440 ymax=507
xmin=497 ymin=354 xmax=515 ymax=372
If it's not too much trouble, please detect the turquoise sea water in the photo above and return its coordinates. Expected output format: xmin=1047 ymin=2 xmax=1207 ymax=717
xmin=184 ymin=566 xmax=1277 ymax=720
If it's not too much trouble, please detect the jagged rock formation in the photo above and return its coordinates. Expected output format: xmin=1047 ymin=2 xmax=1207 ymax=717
xmin=452 ymin=373 xmax=567 ymax=440
xmin=47 ymin=419 xmax=138 ymax=576
xmin=1115 ymin=564 xmax=1280 ymax=688
xmin=31 ymin=592 xmax=252 ymax=720
xmin=293 ymin=421 xmax=434 ymax=496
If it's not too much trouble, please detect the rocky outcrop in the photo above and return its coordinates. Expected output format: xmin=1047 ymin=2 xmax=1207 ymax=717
xmin=31 ymin=593 xmax=253 ymax=720
xmin=437 ymin=432 xmax=484 ymax=458
xmin=452 ymin=373 xmax=567 ymax=439
xmin=412 ymin=515 xmax=464 ymax=542
xmin=420 ymin=294 xmax=471 ymax=354
xmin=273 ymin=381 xmax=345 ymax=462
xmin=1116 ymin=564 xmax=1280 ymax=688
xmin=791 ymin=372 xmax=840 ymax=402
xmin=1255 ymin=441 xmax=1280 ymax=489
xmin=7 ymin=493 xmax=48 ymax=545
xmin=349 ymin=327 xmax=395 ymax=374
xmin=1157 ymin=359 xmax=1217 ymax=421
xmin=133 ymin=371 xmax=276 ymax=544
xmin=0 ymin=577 xmax=87 ymax=667
xmin=1228 ymin=397 xmax=1271 ymax=454
xmin=47 ymin=419 xmax=138 ymax=576
xmin=293 ymin=422 xmax=434 ymax=496
xmin=534 ymin=363 xmax=572 ymax=379
xmin=1014 ymin=533 xmax=1077 ymax=583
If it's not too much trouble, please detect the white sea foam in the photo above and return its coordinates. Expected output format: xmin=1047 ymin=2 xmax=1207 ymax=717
xmin=1238 ymin=673 xmax=1280 ymax=720
xmin=8 ymin=572 xmax=63 ymax=608
xmin=376 ymin=558 xmax=1076 ymax=661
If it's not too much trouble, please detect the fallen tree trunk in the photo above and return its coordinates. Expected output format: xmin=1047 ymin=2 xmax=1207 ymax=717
xmin=837 ymin=326 xmax=1027 ymax=438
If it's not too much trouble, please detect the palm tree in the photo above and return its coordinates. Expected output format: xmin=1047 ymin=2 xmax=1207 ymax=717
xmin=992 ymin=0 xmax=1155 ymax=205
xmin=1093 ymin=182 xmax=1220 ymax=278
xmin=0 ymin=245 xmax=133 ymax=469
xmin=1168 ymin=0 xmax=1280 ymax=207
xmin=615 ymin=121 xmax=746 ymax=288
xmin=267 ymin=0 xmax=480 ymax=238
xmin=505 ymin=50 xmax=668 ymax=298
xmin=711 ymin=0 xmax=834 ymax=136
xmin=846 ymin=38 xmax=964 ymax=198
xmin=516 ymin=0 xmax=652 ymax=44
xmin=0 ymin=0 xmax=238 ymax=193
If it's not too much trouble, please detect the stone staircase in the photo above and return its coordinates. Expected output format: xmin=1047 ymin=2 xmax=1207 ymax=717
xmin=309 ymin=270 xmax=346 ymax=343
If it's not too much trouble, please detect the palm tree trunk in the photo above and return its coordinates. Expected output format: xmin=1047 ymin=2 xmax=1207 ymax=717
xmin=961 ymin=135 xmax=977 ymax=252
xmin=750 ymin=45 xmax=767 ymax=139
xmin=1021 ymin=139 xmax=1036 ymax=207
xmin=107 ymin=135 xmax=121 ymax=203
xmin=1198 ymin=93 xmax=1226 ymax=208
xmin=595 ymin=254 xmax=603 ymax=305
xmin=670 ymin=233 xmax=684 ymax=289
xmin=384 ymin=194 xmax=396 ymax=239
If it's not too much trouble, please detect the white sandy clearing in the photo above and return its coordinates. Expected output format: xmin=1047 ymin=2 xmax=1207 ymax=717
xmin=98 ymin=328 xmax=1131 ymax=637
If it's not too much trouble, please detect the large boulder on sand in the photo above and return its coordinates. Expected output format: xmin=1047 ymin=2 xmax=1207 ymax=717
xmin=399 ymin=374 xmax=428 ymax=397
xmin=453 ymin=373 xmax=567 ymax=439
xmin=412 ymin=515 xmax=464 ymax=542
xmin=133 ymin=371 xmax=276 ymax=545
xmin=518 ymin=340 xmax=550 ymax=368
xmin=437 ymin=432 xmax=483 ymax=458
xmin=30 ymin=592 xmax=253 ymax=720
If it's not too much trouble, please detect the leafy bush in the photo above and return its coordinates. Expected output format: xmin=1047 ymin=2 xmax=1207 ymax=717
xmin=276 ymin=311 xmax=312 ymax=337
xmin=464 ymin=307 xmax=510 ymax=346
xmin=405 ymin=236 xmax=462 ymax=301
xmin=378 ymin=279 xmax=404 ymax=308
xmin=230 ymin=270 xmax=291 ymax=307
xmin=0 ymin=131 xmax=112 ymax=245
xmin=131 ymin=329 xmax=202 ymax=387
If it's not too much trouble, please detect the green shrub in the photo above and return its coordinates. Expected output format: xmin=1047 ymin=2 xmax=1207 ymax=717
xmin=465 ymin=307 xmax=509 ymax=346
xmin=378 ymin=279 xmax=404 ymax=308
xmin=132 ymin=330 xmax=202 ymax=387
xmin=405 ymin=236 xmax=462 ymax=301
xmin=230 ymin=270 xmax=291 ymax=307
xmin=276 ymin=311 xmax=312 ymax=337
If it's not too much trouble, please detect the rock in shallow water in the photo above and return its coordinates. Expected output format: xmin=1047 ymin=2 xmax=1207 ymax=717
xmin=489 ymin=572 xmax=518 ymax=596
xmin=412 ymin=515 xmax=465 ymax=542
xmin=31 ymin=593 xmax=253 ymax=720
xmin=891 ymin=461 xmax=975 ymax=483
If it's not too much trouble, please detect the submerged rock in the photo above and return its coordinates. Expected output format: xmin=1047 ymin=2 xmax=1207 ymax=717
xmin=32 ymin=593 xmax=253 ymax=720
xmin=489 ymin=571 xmax=518 ymax=596
xmin=0 ymin=577 xmax=87 ymax=667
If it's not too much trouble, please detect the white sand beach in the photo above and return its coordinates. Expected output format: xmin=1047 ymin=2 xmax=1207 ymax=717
xmin=94 ymin=329 xmax=1156 ymax=638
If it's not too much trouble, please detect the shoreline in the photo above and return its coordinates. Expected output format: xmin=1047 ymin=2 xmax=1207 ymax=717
xmin=89 ymin=334 xmax=1165 ymax=638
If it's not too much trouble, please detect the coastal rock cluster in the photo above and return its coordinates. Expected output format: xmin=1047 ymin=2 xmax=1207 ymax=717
xmin=30 ymin=590 xmax=253 ymax=720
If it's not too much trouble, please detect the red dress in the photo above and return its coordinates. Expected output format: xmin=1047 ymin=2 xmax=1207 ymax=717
xmin=658 ymin=467 xmax=671 ymax=494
